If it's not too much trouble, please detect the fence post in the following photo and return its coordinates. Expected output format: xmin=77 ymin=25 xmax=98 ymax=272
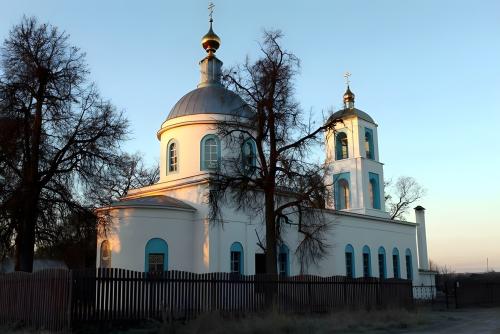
xmin=67 ymin=270 xmax=73 ymax=330
xmin=376 ymin=279 xmax=380 ymax=307
xmin=445 ymin=283 xmax=449 ymax=309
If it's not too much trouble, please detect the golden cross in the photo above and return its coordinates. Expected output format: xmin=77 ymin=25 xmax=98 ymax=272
xmin=208 ymin=2 xmax=215 ymax=21
xmin=344 ymin=72 xmax=351 ymax=86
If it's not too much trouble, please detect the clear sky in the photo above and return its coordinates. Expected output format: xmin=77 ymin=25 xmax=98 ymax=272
xmin=1 ymin=0 xmax=499 ymax=273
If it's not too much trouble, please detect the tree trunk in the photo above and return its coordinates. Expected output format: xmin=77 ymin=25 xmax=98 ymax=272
xmin=14 ymin=77 xmax=46 ymax=272
xmin=264 ymin=193 xmax=277 ymax=275
xmin=14 ymin=188 xmax=38 ymax=272
xmin=264 ymin=191 xmax=278 ymax=308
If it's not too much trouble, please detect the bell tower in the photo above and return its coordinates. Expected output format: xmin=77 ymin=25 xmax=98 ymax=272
xmin=325 ymin=77 xmax=389 ymax=218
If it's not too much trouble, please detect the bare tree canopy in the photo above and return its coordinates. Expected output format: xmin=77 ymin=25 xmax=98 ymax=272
xmin=86 ymin=153 xmax=160 ymax=208
xmin=211 ymin=31 xmax=339 ymax=275
xmin=385 ymin=176 xmax=426 ymax=220
xmin=0 ymin=17 xmax=156 ymax=271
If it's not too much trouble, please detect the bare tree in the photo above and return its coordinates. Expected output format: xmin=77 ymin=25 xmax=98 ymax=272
xmin=210 ymin=31 xmax=339 ymax=276
xmin=385 ymin=176 xmax=426 ymax=220
xmin=86 ymin=153 xmax=160 ymax=207
xmin=0 ymin=17 xmax=130 ymax=271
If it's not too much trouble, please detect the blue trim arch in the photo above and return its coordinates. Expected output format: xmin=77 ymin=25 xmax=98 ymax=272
xmin=368 ymin=172 xmax=381 ymax=209
xmin=278 ymin=244 xmax=290 ymax=276
xmin=378 ymin=247 xmax=387 ymax=279
xmin=405 ymin=248 xmax=413 ymax=280
xmin=392 ymin=247 xmax=400 ymax=279
xmin=362 ymin=245 xmax=372 ymax=277
xmin=334 ymin=172 xmax=351 ymax=210
xmin=241 ymin=138 xmax=257 ymax=174
xmin=364 ymin=128 xmax=375 ymax=160
xmin=145 ymin=238 xmax=168 ymax=273
xmin=230 ymin=242 xmax=244 ymax=274
xmin=345 ymin=244 xmax=355 ymax=278
xmin=200 ymin=134 xmax=221 ymax=171
xmin=335 ymin=132 xmax=349 ymax=160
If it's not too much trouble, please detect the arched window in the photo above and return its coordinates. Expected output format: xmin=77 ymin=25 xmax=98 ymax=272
xmin=392 ymin=248 xmax=400 ymax=279
xmin=100 ymin=240 xmax=111 ymax=268
xmin=368 ymin=172 xmax=381 ymax=209
xmin=362 ymin=245 xmax=372 ymax=278
xmin=167 ymin=139 xmax=178 ymax=173
xmin=345 ymin=244 xmax=355 ymax=278
xmin=230 ymin=242 xmax=244 ymax=274
xmin=335 ymin=178 xmax=350 ymax=210
xmin=364 ymin=128 xmax=374 ymax=160
xmin=241 ymin=139 xmax=256 ymax=174
xmin=201 ymin=135 xmax=220 ymax=171
xmin=378 ymin=247 xmax=386 ymax=279
xmin=278 ymin=244 xmax=290 ymax=276
xmin=145 ymin=238 xmax=168 ymax=273
xmin=335 ymin=132 xmax=349 ymax=160
xmin=405 ymin=249 xmax=413 ymax=280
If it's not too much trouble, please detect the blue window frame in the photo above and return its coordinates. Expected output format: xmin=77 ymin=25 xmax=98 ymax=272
xmin=334 ymin=172 xmax=351 ymax=210
xmin=362 ymin=245 xmax=372 ymax=278
xmin=345 ymin=244 xmax=355 ymax=278
xmin=392 ymin=248 xmax=400 ymax=279
xmin=335 ymin=132 xmax=349 ymax=160
xmin=378 ymin=247 xmax=386 ymax=279
xmin=405 ymin=249 xmax=413 ymax=280
xmin=230 ymin=242 xmax=244 ymax=274
xmin=368 ymin=172 xmax=381 ymax=209
xmin=241 ymin=139 xmax=257 ymax=174
xmin=364 ymin=128 xmax=375 ymax=160
xmin=167 ymin=139 xmax=178 ymax=173
xmin=278 ymin=244 xmax=290 ymax=276
xmin=145 ymin=238 xmax=168 ymax=273
xmin=201 ymin=134 xmax=221 ymax=171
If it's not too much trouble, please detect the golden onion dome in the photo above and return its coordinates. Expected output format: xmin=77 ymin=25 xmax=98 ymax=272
xmin=201 ymin=20 xmax=221 ymax=53
xmin=343 ymin=85 xmax=355 ymax=104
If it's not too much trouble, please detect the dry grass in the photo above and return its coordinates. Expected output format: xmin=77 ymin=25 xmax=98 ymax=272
xmin=0 ymin=324 xmax=61 ymax=334
xmin=0 ymin=309 xmax=427 ymax=334
xmin=166 ymin=308 xmax=428 ymax=334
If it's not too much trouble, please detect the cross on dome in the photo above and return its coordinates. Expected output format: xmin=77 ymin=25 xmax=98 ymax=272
xmin=202 ymin=2 xmax=221 ymax=54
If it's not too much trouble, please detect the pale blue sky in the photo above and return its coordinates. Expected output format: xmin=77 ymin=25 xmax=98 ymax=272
xmin=1 ymin=0 xmax=499 ymax=272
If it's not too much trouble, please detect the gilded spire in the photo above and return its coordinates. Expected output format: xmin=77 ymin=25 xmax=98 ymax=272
xmin=201 ymin=3 xmax=221 ymax=54
xmin=343 ymin=72 xmax=355 ymax=109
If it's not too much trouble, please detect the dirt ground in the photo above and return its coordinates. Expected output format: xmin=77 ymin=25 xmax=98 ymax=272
xmin=398 ymin=307 xmax=500 ymax=334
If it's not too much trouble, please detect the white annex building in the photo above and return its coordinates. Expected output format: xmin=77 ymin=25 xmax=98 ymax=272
xmin=97 ymin=19 xmax=435 ymax=288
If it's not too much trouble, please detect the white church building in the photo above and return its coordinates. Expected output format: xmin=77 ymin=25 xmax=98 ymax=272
xmin=97 ymin=19 xmax=435 ymax=288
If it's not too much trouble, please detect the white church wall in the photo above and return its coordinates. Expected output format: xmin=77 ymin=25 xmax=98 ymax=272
xmin=300 ymin=212 xmax=418 ymax=280
xmin=97 ymin=207 xmax=198 ymax=272
xmin=209 ymin=202 xmax=419 ymax=284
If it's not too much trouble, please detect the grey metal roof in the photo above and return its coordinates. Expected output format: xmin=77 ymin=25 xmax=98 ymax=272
xmin=166 ymin=85 xmax=252 ymax=121
xmin=328 ymin=107 xmax=375 ymax=124
xmin=111 ymin=195 xmax=196 ymax=211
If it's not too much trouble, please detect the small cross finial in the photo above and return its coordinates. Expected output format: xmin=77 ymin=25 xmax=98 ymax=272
xmin=208 ymin=2 xmax=215 ymax=22
xmin=344 ymin=71 xmax=351 ymax=86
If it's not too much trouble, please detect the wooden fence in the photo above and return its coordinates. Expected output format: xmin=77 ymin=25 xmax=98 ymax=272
xmin=0 ymin=268 xmax=413 ymax=330
xmin=0 ymin=269 xmax=71 ymax=331
xmin=454 ymin=280 xmax=500 ymax=308
xmin=70 ymin=269 xmax=413 ymax=324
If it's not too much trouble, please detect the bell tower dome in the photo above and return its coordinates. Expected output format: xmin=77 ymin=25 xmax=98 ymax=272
xmin=325 ymin=79 xmax=389 ymax=218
